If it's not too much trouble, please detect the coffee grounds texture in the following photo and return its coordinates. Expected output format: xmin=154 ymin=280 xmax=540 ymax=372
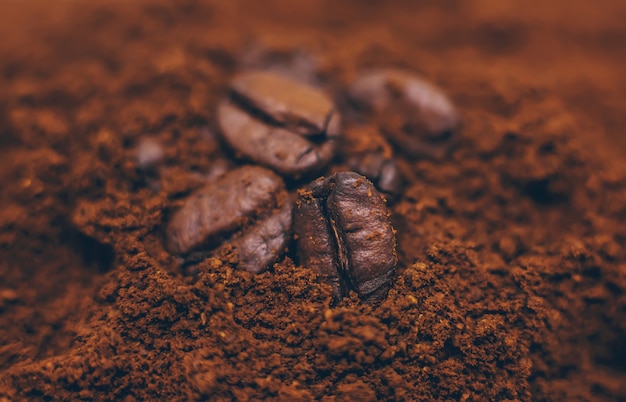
xmin=1 ymin=0 xmax=626 ymax=400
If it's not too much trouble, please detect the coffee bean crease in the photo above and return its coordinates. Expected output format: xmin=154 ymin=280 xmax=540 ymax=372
xmin=294 ymin=171 xmax=397 ymax=302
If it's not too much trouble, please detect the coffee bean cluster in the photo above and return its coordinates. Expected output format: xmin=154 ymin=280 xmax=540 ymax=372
xmin=166 ymin=68 xmax=459 ymax=302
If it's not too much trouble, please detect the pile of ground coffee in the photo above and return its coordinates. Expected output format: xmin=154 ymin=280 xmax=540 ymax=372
xmin=1 ymin=0 xmax=625 ymax=400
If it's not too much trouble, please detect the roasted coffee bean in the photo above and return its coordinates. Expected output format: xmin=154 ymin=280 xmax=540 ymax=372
xmin=294 ymin=172 xmax=397 ymax=302
xmin=349 ymin=69 xmax=460 ymax=159
xmin=347 ymin=153 xmax=403 ymax=202
xmin=215 ymin=200 xmax=292 ymax=274
xmin=218 ymin=71 xmax=341 ymax=177
xmin=166 ymin=165 xmax=291 ymax=274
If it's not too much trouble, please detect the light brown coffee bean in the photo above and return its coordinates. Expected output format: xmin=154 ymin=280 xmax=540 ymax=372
xmin=349 ymin=69 xmax=460 ymax=159
xmin=218 ymin=71 xmax=341 ymax=177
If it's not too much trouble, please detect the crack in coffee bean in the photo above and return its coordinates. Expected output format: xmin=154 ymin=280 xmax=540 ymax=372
xmin=349 ymin=69 xmax=460 ymax=159
xmin=218 ymin=71 xmax=341 ymax=178
xmin=346 ymin=152 xmax=403 ymax=202
xmin=166 ymin=165 xmax=291 ymax=274
xmin=294 ymin=171 xmax=397 ymax=302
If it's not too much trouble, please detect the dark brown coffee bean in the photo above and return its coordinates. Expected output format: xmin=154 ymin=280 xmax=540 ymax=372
xmin=166 ymin=165 xmax=291 ymax=274
xmin=218 ymin=71 xmax=340 ymax=177
xmin=347 ymin=153 xmax=403 ymax=202
xmin=294 ymin=172 xmax=397 ymax=302
xmin=349 ymin=69 xmax=460 ymax=159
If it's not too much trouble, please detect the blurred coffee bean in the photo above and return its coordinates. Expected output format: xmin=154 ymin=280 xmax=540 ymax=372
xmin=294 ymin=171 xmax=397 ymax=302
xmin=347 ymin=153 xmax=403 ymax=202
xmin=349 ymin=69 xmax=460 ymax=159
xmin=218 ymin=71 xmax=341 ymax=177
xmin=166 ymin=165 xmax=291 ymax=274
xmin=166 ymin=165 xmax=283 ymax=254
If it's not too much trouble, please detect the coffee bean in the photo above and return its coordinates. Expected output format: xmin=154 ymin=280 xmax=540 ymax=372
xmin=218 ymin=71 xmax=340 ymax=177
xmin=294 ymin=172 xmax=397 ymax=302
xmin=216 ymin=199 xmax=292 ymax=274
xmin=166 ymin=165 xmax=291 ymax=274
xmin=347 ymin=152 xmax=403 ymax=202
xmin=349 ymin=69 xmax=460 ymax=159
